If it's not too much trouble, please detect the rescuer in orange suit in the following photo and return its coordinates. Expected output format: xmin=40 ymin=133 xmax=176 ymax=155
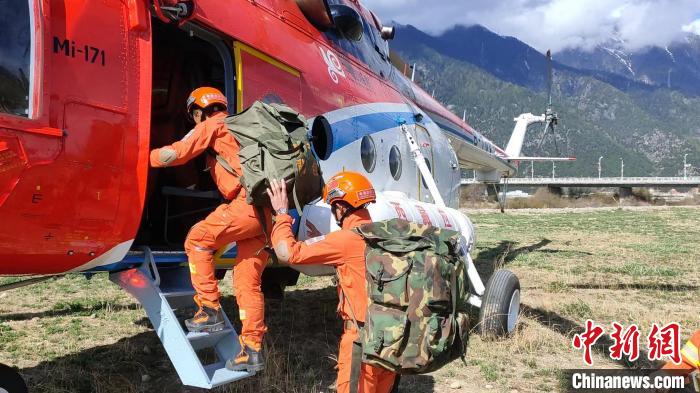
xmin=150 ymin=87 xmax=269 ymax=372
xmin=266 ymin=172 xmax=397 ymax=393
xmin=661 ymin=329 xmax=700 ymax=392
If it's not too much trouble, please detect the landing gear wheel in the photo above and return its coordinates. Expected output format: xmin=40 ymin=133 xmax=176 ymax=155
xmin=0 ymin=363 xmax=27 ymax=393
xmin=215 ymin=269 xmax=227 ymax=281
xmin=479 ymin=269 xmax=520 ymax=339
xmin=390 ymin=374 xmax=401 ymax=393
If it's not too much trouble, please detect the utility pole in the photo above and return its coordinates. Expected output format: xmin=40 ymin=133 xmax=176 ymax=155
xmin=620 ymin=158 xmax=624 ymax=179
xmin=598 ymin=156 xmax=603 ymax=179
xmin=684 ymin=153 xmax=689 ymax=179
xmin=531 ymin=161 xmax=534 ymax=179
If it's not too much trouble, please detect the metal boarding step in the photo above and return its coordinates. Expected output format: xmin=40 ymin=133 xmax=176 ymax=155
xmin=109 ymin=247 xmax=252 ymax=389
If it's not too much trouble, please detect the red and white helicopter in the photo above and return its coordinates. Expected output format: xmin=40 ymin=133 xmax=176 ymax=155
xmin=0 ymin=0 xmax=568 ymax=388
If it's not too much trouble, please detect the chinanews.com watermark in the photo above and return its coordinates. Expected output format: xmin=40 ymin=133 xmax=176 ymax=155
xmin=565 ymin=369 xmax=686 ymax=392
xmin=565 ymin=320 xmax=698 ymax=392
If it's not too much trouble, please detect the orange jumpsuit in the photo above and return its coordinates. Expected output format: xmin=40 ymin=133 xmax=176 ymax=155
xmin=271 ymin=209 xmax=397 ymax=393
xmin=150 ymin=112 xmax=270 ymax=347
xmin=663 ymin=330 xmax=700 ymax=384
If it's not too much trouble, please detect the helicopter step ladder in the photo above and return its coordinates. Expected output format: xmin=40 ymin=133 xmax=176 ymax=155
xmin=109 ymin=247 xmax=251 ymax=389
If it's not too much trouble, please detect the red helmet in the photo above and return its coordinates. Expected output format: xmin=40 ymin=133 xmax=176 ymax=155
xmin=186 ymin=87 xmax=227 ymax=115
xmin=323 ymin=171 xmax=376 ymax=209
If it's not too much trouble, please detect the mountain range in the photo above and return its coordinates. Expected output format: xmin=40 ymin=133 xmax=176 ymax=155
xmin=558 ymin=36 xmax=700 ymax=97
xmin=390 ymin=24 xmax=700 ymax=177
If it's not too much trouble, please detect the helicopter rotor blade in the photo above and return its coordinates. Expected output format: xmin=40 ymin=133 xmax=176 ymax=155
xmin=546 ymin=49 xmax=553 ymax=107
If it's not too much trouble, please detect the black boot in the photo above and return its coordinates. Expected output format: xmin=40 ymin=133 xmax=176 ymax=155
xmin=226 ymin=340 xmax=264 ymax=373
xmin=184 ymin=305 xmax=225 ymax=333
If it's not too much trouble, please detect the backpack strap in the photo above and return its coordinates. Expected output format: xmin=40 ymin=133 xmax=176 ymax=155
xmin=213 ymin=153 xmax=239 ymax=176
xmin=292 ymin=181 xmax=303 ymax=215
xmin=349 ymin=339 xmax=363 ymax=393
xmin=451 ymin=263 xmax=458 ymax=318
xmin=336 ymin=268 xmax=363 ymax=393
xmin=336 ymin=268 xmax=362 ymax=332
xmin=253 ymin=205 xmax=277 ymax=263
xmin=455 ymin=259 xmax=470 ymax=364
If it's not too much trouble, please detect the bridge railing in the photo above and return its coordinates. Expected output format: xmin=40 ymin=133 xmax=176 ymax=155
xmin=461 ymin=176 xmax=700 ymax=185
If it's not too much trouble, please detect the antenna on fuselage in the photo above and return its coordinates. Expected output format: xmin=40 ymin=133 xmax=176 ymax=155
xmin=411 ymin=63 xmax=416 ymax=82
xmin=462 ymin=109 xmax=467 ymax=122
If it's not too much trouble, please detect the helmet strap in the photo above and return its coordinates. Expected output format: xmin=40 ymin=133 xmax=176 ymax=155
xmin=199 ymin=108 xmax=213 ymax=122
xmin=333 ymin=202 xmax=360 ymax=228
xmin=191 ymin=104 xmax=225 ymax=123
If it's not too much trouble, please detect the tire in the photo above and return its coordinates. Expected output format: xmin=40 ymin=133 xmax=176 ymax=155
xmin=390 ymin=375 xmax=401 ymax=393
xmin=215 ymin=269 xmax=227 ymax=281
xmin=479 ymin=269 xmax=520 ymax=339
xmin=0 ymin=363 xmax=27 ymax=393
xmin=261 ymin=267 xmax=300 ymax=302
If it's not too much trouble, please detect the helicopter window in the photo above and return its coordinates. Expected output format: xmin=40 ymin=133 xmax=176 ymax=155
xmin=361 ymin=135 xmax=376 ymax=173
xmin=323 ymin=8 xmax=391 ymax=79
xmin=0 ymin=0 xmax=33 ymax=118
xmin=389 ymin=145 xmax=402 ymax=180
xmin=325 ymin=28 xmax=367 ymax=65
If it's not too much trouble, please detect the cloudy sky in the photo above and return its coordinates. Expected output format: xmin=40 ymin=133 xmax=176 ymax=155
xmin=363 ymin=0 xmax=700 ymax=52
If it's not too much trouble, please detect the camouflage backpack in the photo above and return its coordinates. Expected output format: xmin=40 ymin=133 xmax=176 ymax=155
xmin=351 ymin=218 xmax=471 ymax=376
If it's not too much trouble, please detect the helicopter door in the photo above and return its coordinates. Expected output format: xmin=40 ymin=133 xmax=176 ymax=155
xmin=413 ymin=123 xmax=435 ymax=203
xmin=233 ymin=41 xmax=302 ymax=111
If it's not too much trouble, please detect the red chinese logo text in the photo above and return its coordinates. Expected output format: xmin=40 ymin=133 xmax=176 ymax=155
xmin=572 ymin=320 xmax=605 ymax=366
xmin=647 ymin=322 xmax=681 ymax=364
xmin=609 ymin=322 xmax=640 ymax=362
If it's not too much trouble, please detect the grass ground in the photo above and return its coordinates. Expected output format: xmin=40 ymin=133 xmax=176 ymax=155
xmin=1 ymin=206 xmax=698 ymax=392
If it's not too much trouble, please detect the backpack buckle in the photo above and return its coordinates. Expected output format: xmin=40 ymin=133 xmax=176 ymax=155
xmin=376 ymin=267 xmax=385 ymax=291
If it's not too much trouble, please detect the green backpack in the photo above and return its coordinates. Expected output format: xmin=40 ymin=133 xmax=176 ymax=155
xmin=351 ymin=218 xmax=471 ymax=376
xmin=217 ymin=101 xmax=324 ymax=212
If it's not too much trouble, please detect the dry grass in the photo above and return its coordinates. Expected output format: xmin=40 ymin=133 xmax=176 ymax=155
xmin=505 ymin=188 xmax=623 ymax=209
xmin=462 ymin=186 xmax=700 ymax=210
xmin=1 ymin=207 xmax=699 ymax=392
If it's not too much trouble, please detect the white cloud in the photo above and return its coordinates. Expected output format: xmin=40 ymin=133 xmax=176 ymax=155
xmin=683 ymin=19 xmax=700 ymax=35
xmin=362 ymin=0 xmax=700 ymax=51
